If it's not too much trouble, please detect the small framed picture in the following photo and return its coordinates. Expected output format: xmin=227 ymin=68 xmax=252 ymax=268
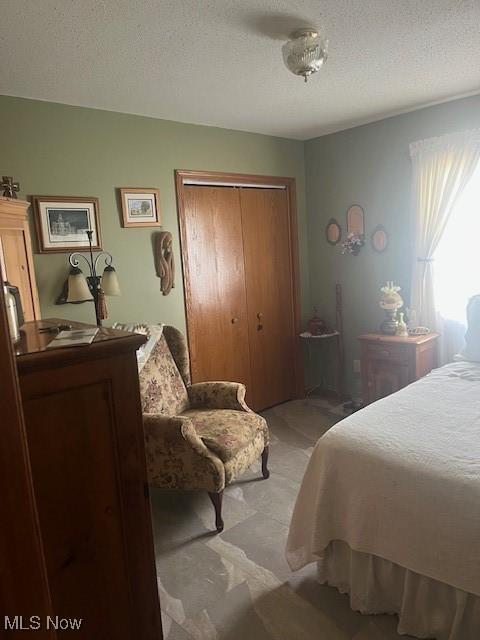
xmin=32 ymin=196 xmax=102 ymax=253
xmin=119 ymin=188 xmax=161 ymax=227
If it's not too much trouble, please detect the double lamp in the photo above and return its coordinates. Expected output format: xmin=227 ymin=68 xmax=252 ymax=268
xmin=62 ymin=230 xmax=120 ymax=326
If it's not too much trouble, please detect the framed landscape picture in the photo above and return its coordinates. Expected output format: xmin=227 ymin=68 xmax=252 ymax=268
xmin=32 ymin=196 xmax=102 ymax=253
xmin=119 ymin=188 xmax=161 ymax=228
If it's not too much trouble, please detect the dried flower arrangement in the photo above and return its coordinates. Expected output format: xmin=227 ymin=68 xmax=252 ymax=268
xmin=341 ymin=232 xmax=365 ymax=255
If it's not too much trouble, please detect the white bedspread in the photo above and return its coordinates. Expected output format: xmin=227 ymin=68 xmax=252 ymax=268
xmin=286 ymin=361 xmax=480 ymax=597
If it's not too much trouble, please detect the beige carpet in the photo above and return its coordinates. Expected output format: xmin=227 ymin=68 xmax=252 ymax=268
xmin=151 ymin=399 xmax=414 ymax=640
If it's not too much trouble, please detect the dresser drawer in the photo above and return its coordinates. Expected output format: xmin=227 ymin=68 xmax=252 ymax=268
xmin=359 ymin=332 xmax=439 ymax=406
xmin=366 ymin=343 xmax=410 ymax=364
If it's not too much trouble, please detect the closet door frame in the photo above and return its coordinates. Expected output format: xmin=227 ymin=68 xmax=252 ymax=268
xmin=175 ymin=169 xmax=304 ymax=399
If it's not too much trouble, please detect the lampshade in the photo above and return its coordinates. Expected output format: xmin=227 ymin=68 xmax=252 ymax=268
xmin=379 ymin=282 xmax=403 ymax=311
xmin=66 ymin=267 xmax=93 ymax=302
xmin=102 ymin=265 xmax=121 ymax=296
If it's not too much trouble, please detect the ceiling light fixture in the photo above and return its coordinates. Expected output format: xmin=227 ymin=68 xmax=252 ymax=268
xmin=282 ymin=28 xmax=328 ymax=83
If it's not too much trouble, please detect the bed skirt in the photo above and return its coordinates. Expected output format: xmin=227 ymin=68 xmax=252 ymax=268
xmin=317 ymin=541 xmax=480 ymax=640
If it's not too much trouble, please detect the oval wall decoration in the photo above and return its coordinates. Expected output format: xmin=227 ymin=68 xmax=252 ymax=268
xmin=325 ymin=218 xmax=342 ymax=245
xmin=346 ymin=204 xmax=365 ymax=236
xmin=371 ymin=225 xmax=389 ymax=252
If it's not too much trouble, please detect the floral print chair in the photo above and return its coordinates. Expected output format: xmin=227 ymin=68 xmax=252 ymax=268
xmin=139 ymin=325 xmax=269 ymax=532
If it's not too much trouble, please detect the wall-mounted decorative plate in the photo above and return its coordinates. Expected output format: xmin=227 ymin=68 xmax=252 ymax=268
xmin=325 ymin=218 xmax=342 ymax=245
xmin=346 ymin=204 xmax=365 ymax=236
xmin=371 ymin=224 xmax=389 ymax=252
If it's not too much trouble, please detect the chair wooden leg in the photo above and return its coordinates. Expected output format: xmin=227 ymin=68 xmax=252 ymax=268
xmin=208 ymin=490 xmax=224 ymax=532
xmin=261 ymin=446 xmax=270 ymax=479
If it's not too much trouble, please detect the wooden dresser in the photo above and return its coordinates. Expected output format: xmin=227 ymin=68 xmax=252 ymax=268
xmin=16 ymin=319 xmax=163 ymax=639
xmin=359 ymin=332 xmax=439 ymax=405
xmin=0 ymin=196 xmax=40 ymax=321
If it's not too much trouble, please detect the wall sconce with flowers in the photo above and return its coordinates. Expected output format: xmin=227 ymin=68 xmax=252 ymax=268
xmin=341 ymin=232 xmax=365 ymax=255
xmin=341 ymin=204 xmax=365 ymax=255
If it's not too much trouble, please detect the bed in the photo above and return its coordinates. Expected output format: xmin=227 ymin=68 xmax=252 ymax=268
xmin=286 ymin=359 xmax=480 ymax=640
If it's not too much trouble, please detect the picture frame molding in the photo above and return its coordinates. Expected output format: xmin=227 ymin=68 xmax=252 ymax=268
xmin=32 ymin=195 xmax=102 ymax=254
xmin=119 ymin=187 xmax=162 ymax=228
xmin=346 ymin=204 xmax=365 ymax=237
xmin=371 ymin=224 xmax=389 ymax=253
xmin=325 ymin=218 xmax=342 ymax=245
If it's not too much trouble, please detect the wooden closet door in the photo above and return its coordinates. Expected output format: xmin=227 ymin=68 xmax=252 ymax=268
xmin=182 ymin=186 xmax=252 ymax=391
xmin=240 ymin=188 xmax=295 ymax=409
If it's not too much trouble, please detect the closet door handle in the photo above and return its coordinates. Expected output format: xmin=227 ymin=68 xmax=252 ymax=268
xmin=257 ymin=312 xmax=263 ymax=331
xmin=231 ymin=317 xmax=239 ymax=324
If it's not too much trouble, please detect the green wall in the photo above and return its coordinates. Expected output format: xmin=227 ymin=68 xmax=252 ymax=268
xmin=305 ymin=94 xmax=480 ymax=397
xmin=0 ymin=96 xmax=308 ymax=331
xmin=3 ymin=93 xmax=480 ymax=398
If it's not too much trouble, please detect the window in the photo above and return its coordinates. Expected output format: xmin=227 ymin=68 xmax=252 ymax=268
xmin=434 ymin=160 xmax=480 ymax=326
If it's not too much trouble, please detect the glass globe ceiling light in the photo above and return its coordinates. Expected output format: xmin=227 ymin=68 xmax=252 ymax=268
xmin=282 ymin=28 xmax=328 ymax=82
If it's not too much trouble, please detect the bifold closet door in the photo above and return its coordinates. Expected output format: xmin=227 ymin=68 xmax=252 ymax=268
xmin=182 ymin=185 xmax=252 ymax=393
xmin=240 ymin=188 xmax=295 ymax=409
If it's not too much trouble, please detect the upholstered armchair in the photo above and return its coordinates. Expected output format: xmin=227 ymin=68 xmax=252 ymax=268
xmin=139 ymin=325 xmax=269 ymax=532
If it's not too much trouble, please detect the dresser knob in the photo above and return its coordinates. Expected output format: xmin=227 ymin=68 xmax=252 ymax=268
xmin=231 ymin=318 xmax=239 ymax=324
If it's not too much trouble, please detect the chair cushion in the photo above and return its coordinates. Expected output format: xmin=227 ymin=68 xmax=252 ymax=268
xmin=139 ymin=335 xmax=190 ymax=416
xmin=181 ymin=408 xmax=267 ymax=462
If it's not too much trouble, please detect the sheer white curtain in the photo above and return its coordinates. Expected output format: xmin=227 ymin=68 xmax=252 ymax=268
xmin=434 ymin=161 xmax=480 ymax=359
xmin=409 ymin=130 xmax=480 ymax=355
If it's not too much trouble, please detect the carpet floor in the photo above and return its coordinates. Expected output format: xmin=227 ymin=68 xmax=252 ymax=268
xmin=151 ymin=399 xmax=414 ymax=640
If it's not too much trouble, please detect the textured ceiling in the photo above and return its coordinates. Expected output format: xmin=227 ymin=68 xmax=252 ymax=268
xmin=1 ymin=0 xmax=479 ymax=139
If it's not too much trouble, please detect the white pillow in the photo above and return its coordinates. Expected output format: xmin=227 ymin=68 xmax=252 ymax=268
xmin=460 ymin=295 xmax=480 ymax=362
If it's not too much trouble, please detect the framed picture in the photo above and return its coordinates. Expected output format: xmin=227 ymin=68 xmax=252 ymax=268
xmin=119 ymin=188 xmax=161 ymax=227
xmin=371 ymin=224 xmax=389 ymax=252
xmin=32 ymin=196 xmax=102 ymax=253
xmin=325 ymin=218 xmax=342 ymax=245
xmin=346 ymin=204 xmax=365 ymax=236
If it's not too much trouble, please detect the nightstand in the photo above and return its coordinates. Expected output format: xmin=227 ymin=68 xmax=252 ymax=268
xmin=358 ymin=332 xmax=439 ymax=405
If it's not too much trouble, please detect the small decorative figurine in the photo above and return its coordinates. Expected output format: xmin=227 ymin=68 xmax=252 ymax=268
xmin=155 ymin=231 xmax=175 ymax=296
xmin=307 ymin=307 xmax=333 ymax=336
xmin=379 ymin=281 xmax=404 ymax=335
xmin=396 ymin=311 xmax=408 ymax=337
xmin=1 ymin=176 xmax=20 ymax=199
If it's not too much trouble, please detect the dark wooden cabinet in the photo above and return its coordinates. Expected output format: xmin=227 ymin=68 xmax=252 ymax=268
xmin=0 ymin=281 xmax=53 ymax=638
xmin=15 ymin=319 xmax=163 ymax=639
xmin=359 ymin=332 xmax=439 ymax=405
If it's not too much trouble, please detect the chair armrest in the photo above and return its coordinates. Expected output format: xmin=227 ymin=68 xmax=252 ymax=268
xmin=143 ymin=414 xmax=213 ymax=459
xmin=143 ymin=413 xmax=225 ymax=491
xmin=187 ymin=381 xmax=251 ymax=411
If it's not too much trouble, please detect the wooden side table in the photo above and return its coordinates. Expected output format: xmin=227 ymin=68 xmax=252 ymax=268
xmin=358 ymin=332 xmax=439 ymax=406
